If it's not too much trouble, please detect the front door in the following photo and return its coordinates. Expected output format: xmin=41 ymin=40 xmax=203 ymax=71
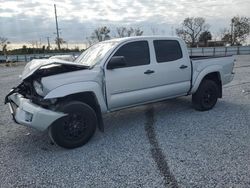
xmin=105 ymin=40 xmax=154 ymax=110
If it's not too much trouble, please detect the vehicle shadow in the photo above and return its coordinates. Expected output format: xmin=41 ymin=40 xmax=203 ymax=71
xmin=2 ymin=96 xmax=246 ymax=153
xmin=1 ymin=97 xmax=191 ymax=152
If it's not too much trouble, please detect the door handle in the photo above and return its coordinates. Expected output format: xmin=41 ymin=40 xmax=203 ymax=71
xmin=179 ymin=65 xmax=188 ymax=69
xmin=144 ymin=70 xmax=155 ymax=74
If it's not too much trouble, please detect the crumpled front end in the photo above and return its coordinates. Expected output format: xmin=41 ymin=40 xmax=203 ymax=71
xmin=5 ymin=84 xmax=66 ymax=131
xmin=4 ymin=58 xmax=92 ymax=131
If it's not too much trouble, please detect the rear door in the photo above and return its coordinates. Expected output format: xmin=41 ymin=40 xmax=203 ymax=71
xmin=150 ymin=39 xmax=191 ymax=98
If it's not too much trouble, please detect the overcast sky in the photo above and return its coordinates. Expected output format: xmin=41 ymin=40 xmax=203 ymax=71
xmin=0 ymin=0 xmax=250 ymax=48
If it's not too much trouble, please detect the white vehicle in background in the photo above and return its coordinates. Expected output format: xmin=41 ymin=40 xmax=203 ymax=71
xmin=5 ymin=36 xmax=235 ymax=149
xmin=49 ymin=54 xmax=76 ymax=62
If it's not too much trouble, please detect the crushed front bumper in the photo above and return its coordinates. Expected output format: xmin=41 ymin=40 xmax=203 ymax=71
xmin=5 ymin=92 xmax=66 ymax=131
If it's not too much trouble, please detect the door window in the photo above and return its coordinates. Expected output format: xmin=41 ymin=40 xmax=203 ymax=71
xmin=153 ymin=40 xmax=183 ymax=63
xmin=112 ymin=41 xmax=150 ymax=67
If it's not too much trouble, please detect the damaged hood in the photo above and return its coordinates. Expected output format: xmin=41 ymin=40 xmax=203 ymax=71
xmin=21 ymin=59 xmax=87 ymax=80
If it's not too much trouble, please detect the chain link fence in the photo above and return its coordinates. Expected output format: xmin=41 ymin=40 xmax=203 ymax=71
xmin=188 ymin=46 xmax=250 ymax=56
xmin=0 ymin=52 xmax=81 ymax=63
xmin=1 ymin=46 xmax=250 ymax=64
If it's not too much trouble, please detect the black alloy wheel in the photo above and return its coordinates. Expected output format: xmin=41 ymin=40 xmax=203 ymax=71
xmin=49 ymin=101 xmax=97 ymax=149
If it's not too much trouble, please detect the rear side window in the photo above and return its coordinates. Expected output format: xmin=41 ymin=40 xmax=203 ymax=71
xmin=113 ymin=41 xmax=150 ymax=67
xmin=153 ymin=40 xmax=183 ymax=63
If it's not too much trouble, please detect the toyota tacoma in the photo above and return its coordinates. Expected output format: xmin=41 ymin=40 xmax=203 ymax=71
xmin=5 ymin=36 xmax=235 ymax=149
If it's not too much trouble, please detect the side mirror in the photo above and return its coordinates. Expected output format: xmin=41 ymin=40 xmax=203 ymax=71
xmin=107 ymin=56 xmax=126 ymax=69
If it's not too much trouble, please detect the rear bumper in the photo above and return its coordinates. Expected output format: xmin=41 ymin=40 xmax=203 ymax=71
xmin=6 ymin=93 xmax=65 ymax=131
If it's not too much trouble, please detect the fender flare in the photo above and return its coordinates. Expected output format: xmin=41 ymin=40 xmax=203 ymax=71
xmin=191 ymin=65 xmax=222 ymax=94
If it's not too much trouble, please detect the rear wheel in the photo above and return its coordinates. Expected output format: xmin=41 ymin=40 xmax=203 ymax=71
xmin=49 ymin=101 xmax=97 ymax=149
xmin=192 ymin=80 xmax=219 ymax=111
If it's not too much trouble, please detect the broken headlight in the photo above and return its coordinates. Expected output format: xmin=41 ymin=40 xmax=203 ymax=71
xmin=33 ymin=80 xmax=44 ymax=96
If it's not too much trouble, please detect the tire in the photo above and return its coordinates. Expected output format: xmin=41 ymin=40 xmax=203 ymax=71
xmin=49 ymin=101 xmax=97 ymax=149
xmin=192 ymin=80 xmax=219 ymax=111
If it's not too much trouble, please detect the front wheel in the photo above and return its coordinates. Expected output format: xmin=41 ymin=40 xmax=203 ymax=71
xmin=49 ymin=101 xmax=97 ymax=149
xmin=192 ymin=80 xmax=219 ymax=111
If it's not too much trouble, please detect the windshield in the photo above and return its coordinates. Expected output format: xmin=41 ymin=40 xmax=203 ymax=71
xmin=74 ymin=41 xmax=118 ymax=67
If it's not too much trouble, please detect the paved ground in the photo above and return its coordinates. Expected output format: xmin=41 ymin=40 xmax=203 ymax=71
xmin=0 ymin=55 xmax=250 ymax=188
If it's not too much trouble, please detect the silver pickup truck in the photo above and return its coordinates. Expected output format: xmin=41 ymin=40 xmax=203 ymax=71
xmin=5 ymin=36 xmax=235 ymax=149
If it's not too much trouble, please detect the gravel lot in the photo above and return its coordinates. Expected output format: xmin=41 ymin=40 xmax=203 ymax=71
xmin=0 ymin=55 xmax=250 ymax=188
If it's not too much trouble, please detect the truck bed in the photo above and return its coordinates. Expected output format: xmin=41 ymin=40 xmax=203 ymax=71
xmin=190 ymin=55 xmax=233 ymax=60
xmin=190 ymin=55 xmax=235 ymax=88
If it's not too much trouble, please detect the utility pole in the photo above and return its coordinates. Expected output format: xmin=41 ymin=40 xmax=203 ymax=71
xmin=231 ymin=18 xmax=235 ymax=46
xmin=47 ymin=37 xmax=50 ymax=50
xmin=230 ymin=21 xmax=233 ymax=46
xmin=54 ymin=4 xmax=60 ymax=50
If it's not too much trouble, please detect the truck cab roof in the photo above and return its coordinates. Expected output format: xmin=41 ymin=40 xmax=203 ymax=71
xmin=106 ymin=36 xmax=182 ymax=43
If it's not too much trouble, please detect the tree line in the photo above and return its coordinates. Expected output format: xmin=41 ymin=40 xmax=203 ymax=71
xmin=176 ymin=16 xmax=250 ymax=47
xmin=85 ymin=26 xmax=144 ymax=46
xmin=0 ymin=15 xmax=249 ymax=55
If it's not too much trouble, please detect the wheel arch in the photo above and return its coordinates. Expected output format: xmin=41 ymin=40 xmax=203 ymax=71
xmin=192 ymin=67 xmax=222 ymax=98
xmin=57 ymin=92 xmax=104 ymax=132
xmin=44 ymin=81 xmax=107 ymax=112
xmin=44 ymin=82 xmax=107 ymax=132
